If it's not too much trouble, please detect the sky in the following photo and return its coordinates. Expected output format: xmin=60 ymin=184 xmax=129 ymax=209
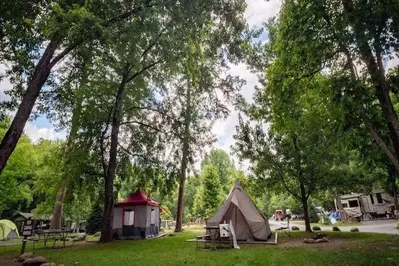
xmin=0 ymin=0 xmax=398 ymax=169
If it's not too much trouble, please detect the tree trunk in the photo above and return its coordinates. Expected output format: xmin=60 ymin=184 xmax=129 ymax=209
xmin=300 ymin=184 xmax=312 ymax=232
xmin=175 ymin=84 xmax=191 ymax=232
xmin=175 ymin=176 xmax=186 ymax=232
xmin=0 ymin=35 xmax=62 ymax=175
xmin=49 ymin=66 xmax=86 ymax=230
xmin=50 ymin=186 xmax=67 ymax=229
xmin=100 ymin=68 xmax=128 ymax=243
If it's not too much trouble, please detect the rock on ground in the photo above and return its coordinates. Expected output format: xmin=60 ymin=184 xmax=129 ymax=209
xmin=315 ymin=237 xmax=330 ymax=243
xmin=303 ymin=238 xmax=315 ymax=244
xmin=350 ymin=227 xmax=359 ymax=232
xmin=291 ymin=226 xmax=300 ymax=231
xmin=41 ymin=263 xmax=56 ymax=266
xmin=19 ymin=252 xmax=34 ymax=262
xmin=23 ymin=256 xmax=47 ymax=265
xmin=23 ymin=258 xmax=34 ymax=265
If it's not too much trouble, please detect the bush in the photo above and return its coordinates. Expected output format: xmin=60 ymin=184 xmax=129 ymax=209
xmin=86 ymin=203 xmax=103 ymax=235
xmin=291 ymin=226 xmax=300 ymax=231
xmin=312 ymin=226 xmax=321 ymax=231
xmin=308 ymin=205 xmax=319 ymax=223
xmin=332 ymin=226 xmax=341 ymax=232
xmin=396 ymin=221 xmax=399 ymax=229
xmin=321 ymin=214 xmax=330 ymax=225
xmin=350 ymin=227 xmax=359 ymax=232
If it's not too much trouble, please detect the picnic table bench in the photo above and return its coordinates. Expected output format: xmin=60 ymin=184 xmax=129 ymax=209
xmin=31 ymin=229 xmax=74 ymax=249
xmin=196 ymin=226 xmax=232 ymax=249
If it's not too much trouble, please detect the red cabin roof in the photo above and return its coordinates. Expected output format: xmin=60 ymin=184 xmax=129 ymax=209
xmin=115 ymin=190 xmax=159 ymax=207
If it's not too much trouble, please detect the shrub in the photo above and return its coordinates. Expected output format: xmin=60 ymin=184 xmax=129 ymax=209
xmin=308 ymin=205 xmax=319 ymax=223
xmin=396 ymin=221 xmax=399 ymax=229
xmin=332 ymin=226 xmax=341 ymax=232
xmin=312 ymin=226 xmax=321 ymax=231
xmin=350 ymin=227 xmax=359 ymax=232
xmin=291 ymin=226 xmax=300 ymax=231
xmin=86 ymin=203 xmax=103 ymax=235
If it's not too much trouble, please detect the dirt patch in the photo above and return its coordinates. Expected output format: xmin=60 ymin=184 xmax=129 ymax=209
xmin=279 ymin=238 xmax=354 ymax=249
xmin=0 ymin=255 xmax=22 ymax=266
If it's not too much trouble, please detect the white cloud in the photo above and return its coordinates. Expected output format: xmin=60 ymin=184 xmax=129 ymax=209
xmin=387 ymin=54 xmax=399 ymax=71
xmin=24 ymin=122 xmax=67 ymax=142
xmin=0 ymin=64 xmax=11 ymax=101
xmin=245 ymin=0 xmax=282 ymax=28
xmin=0 ymin=64 xmax=67 ymax=143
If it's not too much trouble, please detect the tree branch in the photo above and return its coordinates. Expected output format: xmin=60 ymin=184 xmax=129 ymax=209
xmin=120 ymin=120 xmax=165 ymax=133
xmin=278 ymin=169 xmax=302 ymax=200
xmin=126 ymin=60 xmax=162 ymax=83
xmin=117 ymin=142 xmax=145 ymax=158
xmin=122 ymin=105 xmax=184 ymax=125
xmin=140 ymin=27 xmax=167 ymax=58
xmin=105 ymin=0 xmax=156 ymax=26
xmin=366 ymin=122 xmax=399 ymax=173
xmin=49 ymin=43 xmax=79 ymax=69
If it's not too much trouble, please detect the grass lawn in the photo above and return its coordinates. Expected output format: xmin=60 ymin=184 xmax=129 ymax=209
xmin=1 ymin=227 xmax=399 ymax=266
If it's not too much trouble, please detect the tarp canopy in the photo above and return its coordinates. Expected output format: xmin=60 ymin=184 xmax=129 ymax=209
xmin=0 ymin=219 xmax=19 ymax=240
xmin=206 ymin=183 xmax=271 ymax=241
xmin=116 ymin=191 xmax=159 ymax=207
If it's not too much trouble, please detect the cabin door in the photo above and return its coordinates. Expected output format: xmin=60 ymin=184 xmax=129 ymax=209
xmin=122 ymin=208 xmax=135 ymax=236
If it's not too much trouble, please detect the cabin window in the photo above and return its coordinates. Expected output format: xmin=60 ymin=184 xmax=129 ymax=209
xmin=123 ymin=209 xmax=134 ymax=226
xmin=348 ymin=200 xmax=359 ymax=208
xmin=376 ymin=193 xmax=383 ymax=204
xmin=370 ymin=195 xmax=375 ymax=204
xmin=342 ymin=203 xmax=348 ymax=208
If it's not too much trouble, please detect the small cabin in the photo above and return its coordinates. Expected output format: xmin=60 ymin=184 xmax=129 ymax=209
xmin=13 ymin=212 xmax=52 ymax=234
xmin=112 ymin=191 xmax=160 ymax=239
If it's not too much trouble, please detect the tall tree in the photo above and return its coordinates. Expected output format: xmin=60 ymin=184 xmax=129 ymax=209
xmin=0 ymin=0 xmax=159 ymax=175
xmin=201 ymin=149 xmax=235 ymax=192
xmin=234 ymin=75 xmax=348 ymax=232
xmin=262 ymin=0 xmax=399 ymax=174
xmin=201 ymin=165 xmax=222 ymax=219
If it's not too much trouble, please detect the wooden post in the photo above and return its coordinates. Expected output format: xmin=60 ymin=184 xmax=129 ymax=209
xmin=20 ymin=218 xmax=33 ymax=255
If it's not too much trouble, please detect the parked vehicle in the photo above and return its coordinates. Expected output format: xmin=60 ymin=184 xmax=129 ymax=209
xmin=274 ymin=210 xmax=284 ymax=221
xmin=335 ymin=189 xmax=397 ymax=220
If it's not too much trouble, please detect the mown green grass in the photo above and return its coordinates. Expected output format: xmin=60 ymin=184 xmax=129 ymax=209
xmin=292 ymin=220 xmax=361 ymax=227
xmin=1 ymin=229 xmax=399 ymax=266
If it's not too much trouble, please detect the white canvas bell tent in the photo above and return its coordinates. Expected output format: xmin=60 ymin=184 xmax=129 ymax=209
xmin=206 ymin=183 xmax=272 ymax=241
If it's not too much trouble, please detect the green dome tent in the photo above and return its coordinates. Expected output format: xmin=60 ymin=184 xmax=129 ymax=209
xmin=0 ymin=219 xmax=19 ymax=240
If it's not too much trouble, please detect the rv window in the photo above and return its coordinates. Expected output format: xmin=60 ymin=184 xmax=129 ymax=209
xmin=348 ymin=200 xmax=359 ymax=207
xmin=123 ymin=209 xmax=134 ymax=226
xmin=376 ymin=193 xmax=383 ymax=204
xmin=370 ymin=195 xmax=374 ymax=204
xmin=342 ymin=203 xmax=348 ymax=208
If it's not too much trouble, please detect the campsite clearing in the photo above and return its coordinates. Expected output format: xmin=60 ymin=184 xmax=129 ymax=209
xmin=1 ymin=228 xmax=399 ymax=265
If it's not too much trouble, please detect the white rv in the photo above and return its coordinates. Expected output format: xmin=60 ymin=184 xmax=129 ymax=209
xmin=335 ymin=189 xmax=397 ymax=220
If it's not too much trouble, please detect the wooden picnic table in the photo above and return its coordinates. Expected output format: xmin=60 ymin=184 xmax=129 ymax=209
xmin=36 ymin=229 xmax=73 ymax=248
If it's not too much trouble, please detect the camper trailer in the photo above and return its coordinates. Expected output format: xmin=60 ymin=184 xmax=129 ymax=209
xmin=335 ymin=189 xmax=397 ymax=220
